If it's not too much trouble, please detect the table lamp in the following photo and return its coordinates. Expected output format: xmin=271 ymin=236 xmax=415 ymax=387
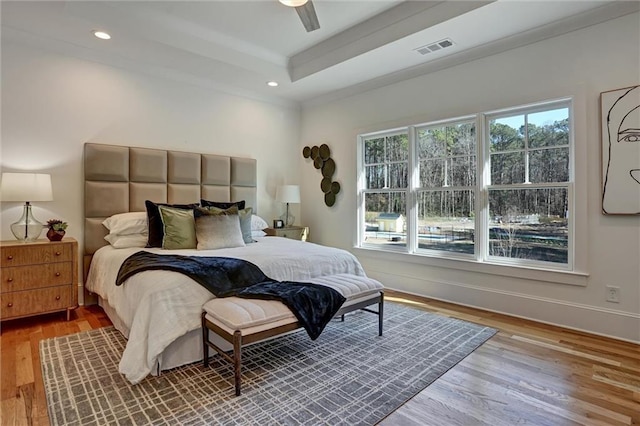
xmin=0 ymin=173 xmax=53 ymax=241
xmin=276 ymin=185 xmax=300 ymax=227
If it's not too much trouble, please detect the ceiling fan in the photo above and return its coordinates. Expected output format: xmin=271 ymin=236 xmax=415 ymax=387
xmin=279 ymin=0 xmax=320 ymax=32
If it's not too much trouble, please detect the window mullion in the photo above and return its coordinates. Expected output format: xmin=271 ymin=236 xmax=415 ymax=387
xmin=407 ymin=126 xmax=417 ymax=253
xmin=477 ymin=113 xmax=489 ymax=262
xmin=383 ymin=137 xmax=389 ymax=189
xmin=356 ymin=136 xmax=365 ymax=248
xmin=524 ymin=114 xmax=531 ymax=184
xmin=444 ymin=127 xmax=449 ymax=187
xmin=567 ymin=182 xmax=574 ymax=270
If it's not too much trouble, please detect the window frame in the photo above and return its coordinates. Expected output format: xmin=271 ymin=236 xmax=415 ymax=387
xmin=482 ymin=99 xmax=573 ymax=270
xmin=358 ymin=128 xmax=410 ymax=253
xmin=413 ymin=116 xmax=478 ymax=260
xmin=357 ymin=98 xmax=577 ymax=275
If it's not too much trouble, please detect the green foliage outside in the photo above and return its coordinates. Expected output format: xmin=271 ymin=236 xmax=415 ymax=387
xmin=362 ymin=110 xmax=570 ymax=264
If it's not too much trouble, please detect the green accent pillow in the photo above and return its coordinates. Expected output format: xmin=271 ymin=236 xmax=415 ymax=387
xmin=158 ymin=205 xmax=197 ymax=250
xmin=203 ymin=206 xmax=254 ymax=243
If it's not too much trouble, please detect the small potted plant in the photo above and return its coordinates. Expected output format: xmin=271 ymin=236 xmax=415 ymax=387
xmin=46 ymin=219 xmax=68 ymax=241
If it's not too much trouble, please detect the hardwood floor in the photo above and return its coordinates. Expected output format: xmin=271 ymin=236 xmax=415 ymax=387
xmin=1 ymin=292 xmax=638 ymax=425
xmin=1 ymin=305 xmax=111 ymax=426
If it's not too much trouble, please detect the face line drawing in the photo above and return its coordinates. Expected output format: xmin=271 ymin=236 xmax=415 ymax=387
xmin=618 ymin=128 xmax=640 ymax=142
xmin=602 ymin=85 xmax=640 ymax=214
xmin=618 ymin=99 xmax=640 ymax=186
xmin=617 ymin=104 xmax=640 ymax=142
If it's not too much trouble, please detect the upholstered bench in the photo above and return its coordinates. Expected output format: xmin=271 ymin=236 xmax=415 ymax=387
xmin=201 ymin=273 xmax=384 ymax=396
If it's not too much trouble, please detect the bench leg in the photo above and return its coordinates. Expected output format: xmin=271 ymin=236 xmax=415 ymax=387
xmin=233 ymin=330 xmax=242 ymax=396
xmin=378 ymin=292 xmax=384 ymax=336
xmin=202 ymin=312 xmax=209 ymax=368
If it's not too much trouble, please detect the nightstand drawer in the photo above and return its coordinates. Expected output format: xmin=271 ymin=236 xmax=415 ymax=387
xmin=1 ymin=285 xmax=71 ymax=320
xmin=1 ymin=238 xmax=78 ymax=322
xmin=265 ymin=226 xmax=309 ymax=241
xmin=280 ymin=229 xmax=303 ymax=239
xmin=1 ymin=263 xmax=73 ymax=293
xmin=1 ymin=243 xmax=72 ymax=267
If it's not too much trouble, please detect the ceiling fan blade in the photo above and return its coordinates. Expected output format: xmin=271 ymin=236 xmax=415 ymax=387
xmin=295 ymin=0 xmax=320 ymax=32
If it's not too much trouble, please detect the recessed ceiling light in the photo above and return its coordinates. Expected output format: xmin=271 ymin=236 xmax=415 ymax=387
xmin=279 ymin=0 xmax=307 ymax=7
xmin=93 ymin=31 xmax=111 ymax=40
xmin=267 ymin=81 xmax=279 ymax=87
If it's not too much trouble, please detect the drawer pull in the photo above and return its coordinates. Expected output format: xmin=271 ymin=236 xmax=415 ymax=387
xmin=55 ymin=252 xmax=61 ymax=256
xmin=7 ymin=303 xmax=12 ymax=308
xmin=7 ymin=255 xmax=13 ymax=260
xmin=55 ymin=296 xmax=61 ymax=301
xmin=7 ymin=278 xmax=13 ymax=283
xmin=55 ymin=272 xmax=61 ymax=277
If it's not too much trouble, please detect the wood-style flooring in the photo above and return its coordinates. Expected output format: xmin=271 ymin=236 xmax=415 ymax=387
xmin=1 ymin=291 xmax=639 ymax=425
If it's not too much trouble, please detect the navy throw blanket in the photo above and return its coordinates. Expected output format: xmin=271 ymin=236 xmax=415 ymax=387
xmin=116 ymin=251 xmax=346 ymax=340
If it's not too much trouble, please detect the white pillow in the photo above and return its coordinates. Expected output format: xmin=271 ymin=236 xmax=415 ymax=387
xmin=251 ymin=230 xmax=267 ymax=238
xmin=251 ymin=214 xmax=269 ymax=231
xmin=102 ymin=212 xmax=148 ymax=235
xmin=104 ymin=233 xmax=148 ymax=249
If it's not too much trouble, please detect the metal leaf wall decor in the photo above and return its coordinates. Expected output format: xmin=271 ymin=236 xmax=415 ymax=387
xmin=303 ymin=144 xmax=340 ymax=207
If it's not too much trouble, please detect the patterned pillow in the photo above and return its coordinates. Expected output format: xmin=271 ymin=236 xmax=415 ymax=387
xmin=145 ymin=200 xmax=199 ymax=248
xmin=195 ymin=206 xmax=245 ymax=250
xmin=158 ymin=205 xmax=197 ymax=250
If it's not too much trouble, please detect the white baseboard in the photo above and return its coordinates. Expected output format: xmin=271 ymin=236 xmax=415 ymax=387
xmin=369 ymin=270 xmax=640 ymax=344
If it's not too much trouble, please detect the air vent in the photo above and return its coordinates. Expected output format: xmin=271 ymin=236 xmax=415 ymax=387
xmin=414 ymin=38 xmax=454 ymax=55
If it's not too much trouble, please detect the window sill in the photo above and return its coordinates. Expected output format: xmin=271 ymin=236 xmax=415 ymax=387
xmin=352 ymin=246 xmax=589 ymax=286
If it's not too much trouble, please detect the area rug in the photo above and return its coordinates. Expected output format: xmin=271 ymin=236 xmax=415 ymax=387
xmin=40 ymin=302 xmax=496 ymax=425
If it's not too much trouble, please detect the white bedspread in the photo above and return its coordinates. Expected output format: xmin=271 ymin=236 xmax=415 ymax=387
xmin=85 ymin=237 xmax=365 ymax=384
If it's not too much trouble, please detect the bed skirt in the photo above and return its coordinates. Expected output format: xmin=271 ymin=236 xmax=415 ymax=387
xmin=98 ymin=296 xmax=222 ymax=374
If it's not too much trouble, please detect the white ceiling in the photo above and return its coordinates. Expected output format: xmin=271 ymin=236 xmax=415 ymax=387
xmin=2 ymin=0 xmax=638 ymax=108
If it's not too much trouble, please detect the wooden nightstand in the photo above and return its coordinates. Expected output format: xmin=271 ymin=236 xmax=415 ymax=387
xmin=264 ymin=226 xmax=309 ymax=241
xmin=1 ymin=238 xmax=78 ymax=322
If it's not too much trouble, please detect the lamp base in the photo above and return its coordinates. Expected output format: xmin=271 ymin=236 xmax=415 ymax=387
xmin=10 ymin=203 xmax=45 ymax=242
xmin=280 ymin=212 xmax=295 ymax=227
xmin=280 ymin=202 xmax=295 ymax=227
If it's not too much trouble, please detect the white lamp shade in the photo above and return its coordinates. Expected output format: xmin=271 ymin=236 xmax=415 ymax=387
xmin=279 ymin=0 xmax=308 ymax=7
xmin=276 ymin=185 xmax=300 ymax=203
xmin=0 ymin=173 xmax=53 ymax=202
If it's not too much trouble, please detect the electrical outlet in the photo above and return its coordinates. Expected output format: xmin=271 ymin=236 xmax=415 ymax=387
xmin=606 ymin=286 xmax=620 ymax=303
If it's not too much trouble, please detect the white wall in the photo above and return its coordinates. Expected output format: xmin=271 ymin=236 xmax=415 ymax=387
xmin=1 ymin=41 xmax=301 ymax=284
xmin=300 ymin=13 xmax=640 ymax=342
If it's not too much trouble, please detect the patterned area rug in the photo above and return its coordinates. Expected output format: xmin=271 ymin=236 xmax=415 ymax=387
xmin=40 ymin=302 xmax=496 ymax=425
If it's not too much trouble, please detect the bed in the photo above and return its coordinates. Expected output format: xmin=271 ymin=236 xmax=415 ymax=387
xmin=83 ymin=143 xmax=367 ymax=384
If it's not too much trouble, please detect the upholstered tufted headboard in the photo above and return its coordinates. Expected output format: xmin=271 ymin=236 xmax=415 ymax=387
xmin=83 ymin=143 xmax=257 ymax=263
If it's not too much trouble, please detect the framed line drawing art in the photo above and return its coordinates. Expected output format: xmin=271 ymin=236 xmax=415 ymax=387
xmin=601 ymin=85 xmax=640 ymax=215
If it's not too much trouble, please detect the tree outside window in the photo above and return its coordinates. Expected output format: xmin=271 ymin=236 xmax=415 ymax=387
xmin=358 ymin=101 xmax=573 ymax=269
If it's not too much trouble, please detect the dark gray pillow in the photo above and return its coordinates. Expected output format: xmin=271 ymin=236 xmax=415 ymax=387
xmin=200 ymin=199 xmax=245 ymax=210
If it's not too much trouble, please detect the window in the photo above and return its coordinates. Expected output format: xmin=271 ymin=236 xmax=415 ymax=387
xmin=357 ymin=99 xmax=573 ymax=270
xmin=416 ymin=120 xmax=476 ymax=255
xmin=361 ymin=132 xmax=408 ymax=250
xmin=487 ymin=107 xmax=570 ymax=265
